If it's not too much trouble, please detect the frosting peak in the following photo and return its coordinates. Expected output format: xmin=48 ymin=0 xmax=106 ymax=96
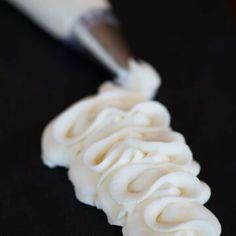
xmin=116 ymin=60 xmax=162 ymax=99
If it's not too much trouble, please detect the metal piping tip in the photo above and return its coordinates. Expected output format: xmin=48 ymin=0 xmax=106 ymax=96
xmin=70 ymin=9 xmax=133 ymax=77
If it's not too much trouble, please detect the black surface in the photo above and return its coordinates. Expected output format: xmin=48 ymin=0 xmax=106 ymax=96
xmin=0 ymin=1 xmax=235 ymax=235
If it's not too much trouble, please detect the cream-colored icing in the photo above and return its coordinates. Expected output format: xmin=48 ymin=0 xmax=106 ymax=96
xmin=41 ymin=60 xmax=221 ymax=235
xmin=123 ymin=197 xmax=221 ymax=236
xmin=116 ymin=60 xmax=162 ymax=99
xmin=95 ymin=161 xmax=207 ymax=226
xmin=41 ymin=84 xmax=145 ymax=168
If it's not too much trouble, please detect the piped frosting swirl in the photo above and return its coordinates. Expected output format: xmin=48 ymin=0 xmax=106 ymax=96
xmin=41 ymin=60 xmax=221 ymax=236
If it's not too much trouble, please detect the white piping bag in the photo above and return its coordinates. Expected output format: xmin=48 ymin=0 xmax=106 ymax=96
xmin=7 ymin=0 xmax=162 ymax=99
xmin=7 ymin=0 xmax=132 ymax=77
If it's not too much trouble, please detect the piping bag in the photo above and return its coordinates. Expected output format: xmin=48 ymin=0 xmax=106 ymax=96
xmin=7 ymin=0 xmax=162 ymax=99
xmin=6 ymin=0 xmax=135 ymax=78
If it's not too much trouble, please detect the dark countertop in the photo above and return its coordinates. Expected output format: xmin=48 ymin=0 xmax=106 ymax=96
xmin=0 ymin=1 xmax=235 ymax=235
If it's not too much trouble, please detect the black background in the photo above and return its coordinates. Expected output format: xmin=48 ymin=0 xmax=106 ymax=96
xmin=0 ymin=0 xmax=235 ymax=235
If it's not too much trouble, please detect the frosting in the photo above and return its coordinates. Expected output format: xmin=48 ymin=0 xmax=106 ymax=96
xmin=41 ymin=61 xmax=162 ymax=168
xmin=41 ymin=83 xmax=145 ymax=168
xmin=123 ymin=197 xmax=221 ymax=236
xmin=116 ymin=60 xmax=162 ymax=99
xmin=68 ymin=134 xmax=194 ymax=206
xmin=96 ymin=162 xmax=208 ymax=226
xmin=41 ymin=60 xmax=221 ymax=235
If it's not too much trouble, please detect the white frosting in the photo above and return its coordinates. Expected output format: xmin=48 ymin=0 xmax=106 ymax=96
xmin=123 ymin=197 xmax=221 ymax=236
xmin=95 ymin=161 xmax=207 ymax=226
xmin=41 ymin=86 xmax=145 ymax=167
xmin=68 ymin=135 xmax=195 ymax=206
xmin=41 ymin=60 xmax=221 ymax=235
xmin=116 ymin=60 xmax=162 ymax=99
xmin=42 ymin=61 xmax=162 ymax=168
